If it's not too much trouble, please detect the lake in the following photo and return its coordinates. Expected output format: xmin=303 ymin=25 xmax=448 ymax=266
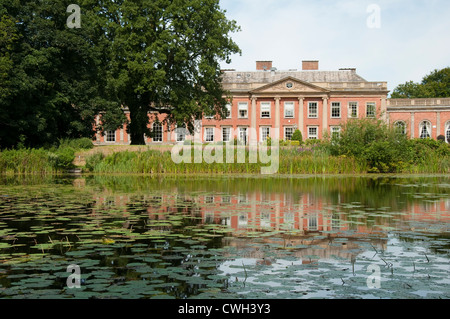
xmin=0 ymin=174 xmax=449 ymax=299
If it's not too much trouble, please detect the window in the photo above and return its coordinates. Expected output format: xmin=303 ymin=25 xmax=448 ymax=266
xmin=331 ymin=126 xmax=341 ymax=139
xmin=106 ymin=131 xmax=116 ymax=142
xmin=308 ymin=102 xmax=318 ymax=118
xmin=239 ymin=127 xmax=248 ymax=145
xmin=332 ymin=213 xmax=341 ymax=231
xmin=366 ymin=102 xmax=376 ymax=118
xmin=176 ymin=125 xmax=187 ymax=142
xmin=446 ymin=122 xmax=450 ymax=143
xmin=225 ymin=104 xmax=232 ymax=119
xmin=349 ymin=102 xmax=358 ymax=118
xmin=205 ymin=127 xmax=215 ymax=142
xmin=261 ymin=127 xmax=271 ymax=142
xmin=284 ymin=102 xmax=294 ymax=118
xmin=238 ymin=102 xmax=248 ymax=119
xmin=308 ymin=126 xmax=318 ymax=140
xmin=152 ymin=123 xmax=163 ymax=142
xmin=308 ymin=214 xmax=318 ymax=231
xmin=331 ymin=102 xmax=341 ymax=118
xmin=419 ymin=121 xmax=431 ymax=139
xmin=261 ymin=102 xmax=271 ymax=118
xmin=222 ymin=127 xmax=231 ymax=142
xmin=285 ymin=127 xmax=294 ymax=141
xmin=394 ymin=121 xmax=406 ymax=135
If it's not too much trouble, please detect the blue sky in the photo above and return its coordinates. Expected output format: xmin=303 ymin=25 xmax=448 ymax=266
xmin=219 ymin=0 xmax=450 ymax=93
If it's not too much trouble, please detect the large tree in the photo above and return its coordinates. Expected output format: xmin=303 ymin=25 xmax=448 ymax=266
xmin=391 ymin=67 xmax=450 ymax=99
xmin=0 ymin=0 xmax=125 ymax=149
xmin=101 ymin=0 xmax=241 ymax=145
xmin=0 ymin=0 xmax=240 ymax=148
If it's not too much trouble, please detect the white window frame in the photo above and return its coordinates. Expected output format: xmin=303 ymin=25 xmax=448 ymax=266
xmin=366 ymin=102 xmax=376 ymax=118
xmin=284 ymin=102 xmax=295 ymax=118
xmin=260 ymin=102 xmax=271 ymax=119
xmin=331 ymin=102 xmax=341 ymax=119
xmin=152 ymin=122 xmax=163 ymax=142
xmin=308 ymin=214 xmax=318 ymax=231
xmin=260 ymin=126 xmax=271 ymax=142
xmin=446 ymin=121 xmax=450 ymax=144
xmin=238 ymin=102 xmax=248 ymax=119
xmin=106 ymin=130 xmax=116 ymax=143
xmin=394 ymin=121 xmax=407 ymax=135
xmin=239 ymin=127 xmax=248 ymax=145
xmin=331 ymin=126 xmax=341 ymax=139
xmin=308 ymin=102 xmax=318 ymax=118
xmin=176 ymin=125 xmax=187 ymax=142
xmin=225 ymin=104 xmax=232 ymax=119
xmin=205 ymin=127 xmax=215 ymax=143
xmin=222 ymin=127 xmax=232 ymax=143
xmin=307 ymin=126 xmax=319 ymax=140
xmin=348 ymin=102 xmax=358 ymax=118
xmin=284 ymin=127 xmax=295 ymax=141
xmin=419 ymin=121 xmax=432 ymax=139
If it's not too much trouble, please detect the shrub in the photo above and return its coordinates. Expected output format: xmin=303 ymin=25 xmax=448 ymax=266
xmin=292 ymin=130 xmax=303 ymax=144
xmin=85 ymin=152 xmax=105 ymax=172
xmin=52 ymin=147 xmax=76 ymax=170
xmin=323 ymin=118 xmax=412 ymax=173
xmin=59 ymin=138 xmax=94 ymax=150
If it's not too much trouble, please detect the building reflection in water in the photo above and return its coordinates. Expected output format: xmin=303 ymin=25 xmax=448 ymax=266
xmin=89 ymin=184 xmax=450 ymax=264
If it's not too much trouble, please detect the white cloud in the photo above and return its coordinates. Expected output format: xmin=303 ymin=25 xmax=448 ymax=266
xmin=219 ymin=0 xmax=450 ymax=93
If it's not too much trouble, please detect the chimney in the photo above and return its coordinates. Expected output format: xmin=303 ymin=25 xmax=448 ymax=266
xmin=256 ymin=61 xmax=273 ymax=71
xmin=302 ymin=60 xmax=319 ymax=71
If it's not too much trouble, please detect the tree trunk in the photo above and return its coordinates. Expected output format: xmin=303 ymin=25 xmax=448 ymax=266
xmin=127 ymin=105 xmax=148 ymax=145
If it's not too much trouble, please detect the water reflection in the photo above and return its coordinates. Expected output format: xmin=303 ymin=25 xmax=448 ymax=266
xmin=0 ymin=175 xmax=449 ymax=299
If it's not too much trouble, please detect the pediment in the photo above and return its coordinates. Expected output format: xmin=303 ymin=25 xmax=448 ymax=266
xmin=250 ymin=76 xmax=329 ymax=94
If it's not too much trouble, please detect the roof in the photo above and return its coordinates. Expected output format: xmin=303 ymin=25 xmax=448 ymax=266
xmin=222 ymin=69 xmax=368 ymax=84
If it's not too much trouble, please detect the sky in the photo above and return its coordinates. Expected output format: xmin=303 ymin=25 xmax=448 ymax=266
xmin=218 ymin=0 xmax=450 ymax=94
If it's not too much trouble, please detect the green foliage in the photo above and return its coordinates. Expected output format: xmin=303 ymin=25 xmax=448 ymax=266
xmin=391 ymin=67 xmax=450 ymax=98
xmin=323 ymin=118 xmax=450 ymax=173
xmin=82 ymin=147 xmax=366 ymax=175
xmin=0 ymin=0 xmax=125 ymax=149
xmin=103 ymin=0 xmax=241 ymax=144
xmin=304 ymin=139 xmax=322 ymax=147
xmin=52 ymin=147 xmax=76 ymax=170
xmin=85 ymin=152 xmax=105 ymax=172
xmin=58 ymin=138 xmax=94 ymax=150
xmin=291 ymin=130 xmax=303 ymax=143
xmin=0 ymin=147 xmax=75 ymax=174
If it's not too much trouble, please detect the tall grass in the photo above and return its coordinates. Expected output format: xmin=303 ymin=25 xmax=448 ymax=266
xmin=84 ymin=147 xmax=367 ymax=175
xmin=0 ymin=138 xmax=93 ymax=175
xmin=0 ymin=149 xmax=59 ymax=175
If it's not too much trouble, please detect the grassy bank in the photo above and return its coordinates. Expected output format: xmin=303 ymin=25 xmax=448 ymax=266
xmin=83 ymin=147 xmax=367 ymax=175
xmin=0 ymin=138 xmax=93 ymax=175
xmin=1 ymin=124 xmax=450 ymax=175
xmin=81 ymin=142 xmax=449 ymax=175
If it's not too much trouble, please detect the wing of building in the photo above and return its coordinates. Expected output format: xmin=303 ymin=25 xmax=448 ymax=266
xmin=94 ymin=60 xmax=450 ymax=144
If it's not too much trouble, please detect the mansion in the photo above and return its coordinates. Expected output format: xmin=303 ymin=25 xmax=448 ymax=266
xmin=95 ymin=60 xmax=450 ymax=145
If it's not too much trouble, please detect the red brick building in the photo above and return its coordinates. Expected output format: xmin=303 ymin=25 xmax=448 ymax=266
xmin=94 ymin=60 xmax=450 ymax=145
xmin=387 ymin=98 xmax=450 ymax=141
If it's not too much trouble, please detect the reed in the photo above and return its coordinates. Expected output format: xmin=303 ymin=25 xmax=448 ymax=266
xmin=0 ymin=149 xmax=57 ymax=175
xmin=84 ymin=147 xmax=368 ymax=175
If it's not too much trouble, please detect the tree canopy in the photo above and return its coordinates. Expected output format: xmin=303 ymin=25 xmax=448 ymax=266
xmin=0 ymin=0 xmax=241 ymax=148
xmin=391 ymin=67 xmax=450 ymax=99
xmin=102 ymin=0 xmax=241 ymax=144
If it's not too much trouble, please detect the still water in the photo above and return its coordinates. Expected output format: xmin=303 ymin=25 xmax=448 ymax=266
xmin=0 ymin=175 xmax=449 ymax=299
